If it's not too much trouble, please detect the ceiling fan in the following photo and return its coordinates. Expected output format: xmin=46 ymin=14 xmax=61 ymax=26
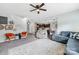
xmin=29 ymin=3 xmax=47 ymax=14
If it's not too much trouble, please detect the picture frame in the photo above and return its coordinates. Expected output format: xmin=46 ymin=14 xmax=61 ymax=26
xmin=0 ymin=24 xmax=5 ymax=30
xmin=5 ymin=24 xmax=14 ymax=30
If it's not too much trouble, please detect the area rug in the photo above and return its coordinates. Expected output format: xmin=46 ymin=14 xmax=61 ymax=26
xmin=8 ymin=39 xmax=65 ymax=55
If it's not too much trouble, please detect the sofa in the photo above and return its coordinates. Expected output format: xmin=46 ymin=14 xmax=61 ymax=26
xmin=66 ymin=38 xmax=79 ymax=55
xmin=52 ymin=31 xmax=79 ymax=55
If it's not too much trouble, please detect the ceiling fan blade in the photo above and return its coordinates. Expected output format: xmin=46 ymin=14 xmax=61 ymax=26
xmin=40 ymin=9 xmax=47 ymax=11
xmin=30 ymin=9 xmax=37 ymax=12
xmin=30 ymin=4 xmax=36 ymax=8
xmin=39 ymin=3 xmax=45 ymax=7
xmin=37 ymin=11 xmax=40 ymax=14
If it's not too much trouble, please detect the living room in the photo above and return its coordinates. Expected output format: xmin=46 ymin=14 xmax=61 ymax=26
xmin=0 ymin=2 xmax=79 ymax=55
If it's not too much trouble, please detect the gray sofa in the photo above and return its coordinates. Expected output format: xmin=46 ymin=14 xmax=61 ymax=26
xmin=66 ymin=38 xmax=79 ymax=55
xmin=52 ymin=31 xmax=79 ymax=55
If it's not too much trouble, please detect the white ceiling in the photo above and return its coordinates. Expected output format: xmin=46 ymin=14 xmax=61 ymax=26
xmin=0 ymin=3 xmax=79 ymax=21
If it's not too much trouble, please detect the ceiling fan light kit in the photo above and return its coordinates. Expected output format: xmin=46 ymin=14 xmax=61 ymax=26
xmin=29 ymin=3 xmax=47 ymax=14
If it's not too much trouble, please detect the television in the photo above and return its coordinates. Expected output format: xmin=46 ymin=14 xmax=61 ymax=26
xmin=0 ymin=16 xmax=8 ymax=24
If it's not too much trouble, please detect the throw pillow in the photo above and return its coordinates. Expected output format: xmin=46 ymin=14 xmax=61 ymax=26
xmin=75 ymin=33 xmax=79 ymax=39
xmin=70 ymin=32 xmax=79 ymax=40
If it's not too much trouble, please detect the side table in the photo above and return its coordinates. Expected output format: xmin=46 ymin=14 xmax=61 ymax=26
xmin=15 ymin=33 xmax=21 ymax=39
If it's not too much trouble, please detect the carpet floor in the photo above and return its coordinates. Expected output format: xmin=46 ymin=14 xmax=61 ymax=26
xmin=0 ymin=34 xmax=37 ymax=55
xmin=0 ymin=34 xmax=65 ymax=55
